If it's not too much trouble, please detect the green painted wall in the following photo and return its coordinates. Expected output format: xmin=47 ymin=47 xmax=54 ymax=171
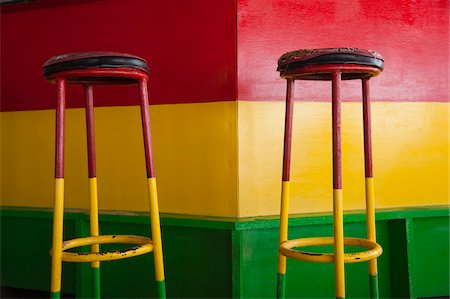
xmin=1 ymin=207 xmax=449 ymax=298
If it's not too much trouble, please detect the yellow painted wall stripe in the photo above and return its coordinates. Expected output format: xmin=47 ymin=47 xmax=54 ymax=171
xmin=1 ymin=101 xmax=448 ymax=218
xmin=0 ymin=102 xmax=237 ymax=217
xmin=238 ymin=101 xmax=449 ymax=218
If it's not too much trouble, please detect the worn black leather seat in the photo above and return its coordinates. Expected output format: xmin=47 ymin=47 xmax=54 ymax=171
xmin=277 ymin=48 xmax=383 ymax=80
xmin=43 ymin=52 xmax=149 ymax=81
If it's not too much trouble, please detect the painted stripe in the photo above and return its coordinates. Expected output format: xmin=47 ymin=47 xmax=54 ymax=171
xmin=277 ymin=273 xmax=286 ymax=299
xmin=365 ymin=177 xmax=378 ymax=276
xmin=50 ymin=178 xmax=64 ymax=293
xmin=148 ymin=177 xmax=165 ymax=281
xmin=369 ymin=274 xmax=380 ymax=299
xmin=282 ymin=79 xmax=294 ymax=181
xmin=1 ymin=101 xmax=447 ymax=217
xmin=277 ymin=181 xmax=290 ymax=274
xmin=55 ymin=79 xmax=65 ymax=179
xmin=89 ymin=177 xmax=100 ymax=269
xmin=85 ymin=84 xmax=97 ymax=178
xmin=139 ymin=79 xmax=155 ymax=178
xmin=92 ymin=267 xmax=101 ymax=299
xmin=157 ymin=280 xmax=167 ymax=299
xmin=365 ymin=178 xmax=377 ymax=240
xmin=237 ymin=101 xmax=449 ymax=217
xmin=50 ymin=291 xmax=60 ymax=299
xmin=362 ymin=79 xmax=374 ymax=178
xmin=332 ymin=71 xmax=342 ymax=189
xmin=1 ymin=102 xmax=238 ymax=216
xmin=333 ymin=189 xmax=345 ymax=298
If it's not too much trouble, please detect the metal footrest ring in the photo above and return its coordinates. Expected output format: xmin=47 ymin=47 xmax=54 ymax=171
xmin=51 ymin=235 xmax=153 ymax=263
xmin=279 ymin=237 xmax=382 ymax=263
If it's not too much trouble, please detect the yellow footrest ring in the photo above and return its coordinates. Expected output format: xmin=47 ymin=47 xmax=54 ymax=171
xmin=52 ymin=235 xmax=153 ymax=263
xmin=279 ymin=237 xmax=382 ymax=263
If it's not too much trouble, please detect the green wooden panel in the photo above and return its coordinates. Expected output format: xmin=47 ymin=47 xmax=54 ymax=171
xmin=239 ymin=220 xmax=391 ymax=299
xmin=387 ymin=219 xmax=410 ymax=298
xmin=99 ymin=221 xmax=232 ymax=298
xmin=0 ymin=215 xmax=77 ymax=295
xmin=1 ymin=207 xmax=448 ymax=299
xmin=412 ymin=216 xmax=450 ymax=298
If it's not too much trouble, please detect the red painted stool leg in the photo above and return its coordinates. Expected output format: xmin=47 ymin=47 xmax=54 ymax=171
xmin=50 ymin=78 xmax=66 ymax=299
xmin=362 ymin=78 xmax=380 ymax=298
xmin=277 ymin=78 xmax=295 ymax=299
xmin=138 ymin=78 xmax=167 ymax=299
xmin=332 ymin=71 xmax=345 ymax=299
xmin=84 ymin=84 xmax=101 ymax=299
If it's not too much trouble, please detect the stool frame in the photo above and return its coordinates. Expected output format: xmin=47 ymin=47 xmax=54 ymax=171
xmin=48 ymin=68 xmax=166 ymax=299
xmin=276 ymin=64 xmax=382 ymax=299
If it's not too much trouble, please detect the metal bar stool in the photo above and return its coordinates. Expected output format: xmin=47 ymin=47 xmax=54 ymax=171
xmin=275 ymin=48 xmax=384 ymax=299
xmin=43 ymin=52 xmax=166 ymax=299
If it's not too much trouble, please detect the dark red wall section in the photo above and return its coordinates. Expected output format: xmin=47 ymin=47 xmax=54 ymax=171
xmin=1 ymin=0 xmax=237 ymax=111
xmin=237 ymin=0 xmax=449 ymax=102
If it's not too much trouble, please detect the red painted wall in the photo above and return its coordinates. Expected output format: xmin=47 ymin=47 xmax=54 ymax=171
xmin=237 ymin=0 xmax=449 ymax=102
xmin=2 ymin=0 xmax=448 ymax=111
xmin=1 ymin=0 xmax=237 ymax=111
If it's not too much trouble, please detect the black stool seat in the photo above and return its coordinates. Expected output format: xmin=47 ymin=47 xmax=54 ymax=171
xmin=43 ymin=52 xmax=149 ymax=83
xmin=277 ymin=48 xmax=383 ymax=80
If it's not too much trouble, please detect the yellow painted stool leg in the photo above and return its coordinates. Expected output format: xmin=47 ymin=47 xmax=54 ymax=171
xmin=366 ymin=177 xmax=379 ymax=297
xmin=89 ymin=177 xmax=101 ymax=298
xmin=148 ymin=178 xmax=166 ymax=289
xmin=333 ymin=189 xmax=345 ymax=299
xmin=50 ymin=179 xmax=64 ymax=299
xmin=277 ymin=181 xmax=291 ymax=298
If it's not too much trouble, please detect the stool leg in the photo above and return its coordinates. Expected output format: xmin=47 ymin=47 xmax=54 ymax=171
xmin=332 ymin=71 xmax=345 ymax=299
xmin=138 ymin=78 xmax=167 ymax=299
xmin=277 ymin=78 xmax=295 ymax=299
xmin=50 ymin=78 xmax=66 ymax=299
xmin=362 ymin=78 xmax=380 ymax=298
xmin=84 ymin=84 xmax=101 ymax=299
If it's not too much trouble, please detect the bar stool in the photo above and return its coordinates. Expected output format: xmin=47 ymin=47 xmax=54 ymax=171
xmin=275 ymin=48 xmax=384 ymax=299
xmin=43 ymin=52 xmax=166 ymax=299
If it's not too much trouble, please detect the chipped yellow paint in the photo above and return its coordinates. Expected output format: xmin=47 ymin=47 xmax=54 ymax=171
xmin=59 ymin=235 xmax=153 ymax=262
xmin=279 ymin=237 xmax=382 ymax=263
